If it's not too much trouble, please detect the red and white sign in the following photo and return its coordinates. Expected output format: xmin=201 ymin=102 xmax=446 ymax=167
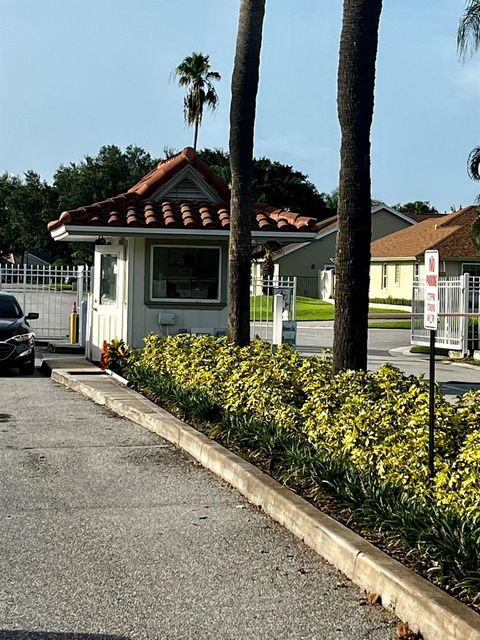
xmin=424 ymin=250 xmax=439 ymax=330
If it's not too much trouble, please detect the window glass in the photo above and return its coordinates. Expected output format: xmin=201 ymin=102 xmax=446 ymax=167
xmin=394 ymin=263 xmax=401 ymax=285
xmin=381 ymin=264 xmax=387 ymax=289
xmin=152 ymin=247 xmax=220 ymax=300
xmin=0 ymin=296 xmax=22 ymax=318
xmin=462 ymin=263 xmax=480 ymax=276
xmin=100 ymin=254 xmax=118 ymax=305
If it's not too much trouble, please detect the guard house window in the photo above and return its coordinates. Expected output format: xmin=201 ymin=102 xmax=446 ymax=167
xmin=100 ymin=254 xmax=118 ymax=305
xmin=381 ymin=264 xmax=387 ymax=289
xmin=151 ymin=246 xmax=220 ymax=301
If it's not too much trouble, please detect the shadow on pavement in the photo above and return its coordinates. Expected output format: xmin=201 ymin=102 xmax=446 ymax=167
xmin=0 ymin=632 xmax=130 ymax=640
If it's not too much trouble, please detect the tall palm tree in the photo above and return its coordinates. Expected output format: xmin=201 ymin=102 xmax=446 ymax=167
xmin=333 ymin=0 xmax=383 ymax=373
xmin=227 ymin=0 xmax=266 ymax=346
xmin=458 ymin=0 xmax=480 ymax=59
xmin=458 ymin=1 xmax=480 ymax=224
xmin=173 ymin=53 xmax=221 ymax=150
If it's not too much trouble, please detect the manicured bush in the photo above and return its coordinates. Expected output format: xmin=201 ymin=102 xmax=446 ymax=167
xmin=116 ymin=334 xmax=480 ymax=603
xmin=369 ymin=296 xmax=412 ymax=306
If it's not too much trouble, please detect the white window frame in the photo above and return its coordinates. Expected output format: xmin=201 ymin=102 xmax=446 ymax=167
xmin=394 ymin=263 xmax=401 ymax=286
xmin=150 ymin=244 xmax=222 ymax=303
xmin=381 ymin=263 xmax=387 ymax=289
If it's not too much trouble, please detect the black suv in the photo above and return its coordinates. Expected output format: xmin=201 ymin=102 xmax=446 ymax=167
xmin=0 ymin=292 xmax=38 ymax=375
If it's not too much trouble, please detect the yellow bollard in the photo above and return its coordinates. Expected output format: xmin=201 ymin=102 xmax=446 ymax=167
xmin=70 ymin=301 xmax=79 ymax=344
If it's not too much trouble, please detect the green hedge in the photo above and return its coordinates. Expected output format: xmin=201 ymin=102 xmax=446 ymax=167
xmin=369 ymin=296 xmax=412 ymax=306
xmin=110 ymin=334 xmax=480 ymax=603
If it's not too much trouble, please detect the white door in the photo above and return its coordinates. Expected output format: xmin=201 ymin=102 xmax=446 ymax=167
xmin=90 ymin=246 xmax=125 ymax=361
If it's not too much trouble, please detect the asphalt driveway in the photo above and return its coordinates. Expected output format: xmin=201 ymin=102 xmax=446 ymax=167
xmin=0 ymin=371 xmax=398 ymax=640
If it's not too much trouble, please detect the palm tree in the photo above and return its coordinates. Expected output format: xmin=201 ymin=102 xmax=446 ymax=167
xmin=458 ymin=1 xmax=480 ymax=232
xmin=173 ymin=53 xmax=221 ymax=150
xmin=227 ymin=0 xmax=266 ymax=346
xmin=457 ymin=0 xmax=480 ymax=59
xmin=333 ymin=0 xmax=383 ymax=373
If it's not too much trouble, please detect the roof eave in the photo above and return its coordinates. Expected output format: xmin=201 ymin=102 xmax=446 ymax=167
xmin=51 ymin=225 xmax=317 ymax=243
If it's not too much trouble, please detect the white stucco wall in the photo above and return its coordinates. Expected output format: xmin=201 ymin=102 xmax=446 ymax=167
xmin=127 ymin=237 xmax=229 ymax=348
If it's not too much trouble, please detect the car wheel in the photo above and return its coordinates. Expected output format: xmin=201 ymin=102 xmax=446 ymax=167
xmin=20 ymin=350 xmax=35 ymax=375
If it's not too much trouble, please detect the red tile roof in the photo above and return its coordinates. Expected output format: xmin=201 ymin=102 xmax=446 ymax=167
xmin=48 ymin=147 xmax=317 ymax=235
xmin=371 ymin=206 xmax=480 ymax=259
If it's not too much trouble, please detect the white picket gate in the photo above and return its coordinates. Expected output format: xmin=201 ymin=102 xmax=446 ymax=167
xmin=0 ymin=264 xmax=91 ymax=341
xmin=411 ymin=274 xmax=480 ymax=353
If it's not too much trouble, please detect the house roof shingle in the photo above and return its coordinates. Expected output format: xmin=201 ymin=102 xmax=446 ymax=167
xmin=370 ymin=206 xmax=480 ymax=259
xmin=47 ymin=147 xmax=317 ymax=236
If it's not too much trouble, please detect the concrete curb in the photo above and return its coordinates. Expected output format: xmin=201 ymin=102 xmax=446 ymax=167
xmin=51 ymin=368 xmax=480 ymax=640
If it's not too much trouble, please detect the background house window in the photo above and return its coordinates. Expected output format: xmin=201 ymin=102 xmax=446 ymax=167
xmin=394 ymin=263 xmax=401 ymax=285
xmin=151 ymin=246 xmax=220 ymax=301
xmin=381 ymin=264 xmax=387 ymax=289
xmin=100 ymin=254 xmax=118 ymax=305
xmin=462 ymin=263 xmax=480 ymax=276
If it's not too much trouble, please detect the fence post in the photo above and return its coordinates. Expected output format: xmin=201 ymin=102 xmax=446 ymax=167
xmin=272 ymin=294 xmax=283 ymax=346
xmin=462 ymin=273 xmax=470 ymax=355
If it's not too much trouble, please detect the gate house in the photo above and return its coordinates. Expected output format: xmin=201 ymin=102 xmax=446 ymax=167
xmin=48 ymin=148 xmax=317 ymax=360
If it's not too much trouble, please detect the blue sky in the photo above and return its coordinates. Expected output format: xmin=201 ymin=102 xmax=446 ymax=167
xmin=0 ymin=0 xmax=478 ymax=212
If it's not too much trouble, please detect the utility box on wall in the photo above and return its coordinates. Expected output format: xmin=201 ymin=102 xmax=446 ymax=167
xmin=158 ymin=312 xmax=176 ymax=325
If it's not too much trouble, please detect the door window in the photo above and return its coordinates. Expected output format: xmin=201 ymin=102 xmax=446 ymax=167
xmin=100 ymin=254 xmax=118 ymax=305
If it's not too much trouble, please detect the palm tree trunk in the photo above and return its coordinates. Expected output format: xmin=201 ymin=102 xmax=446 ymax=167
xmin=228 ymin=0 xmax=266 ymax=346
xmin=193 ymin=120 xmax=199 ymax=150
xmin=333 ymin=0 xmax=383 ymax=373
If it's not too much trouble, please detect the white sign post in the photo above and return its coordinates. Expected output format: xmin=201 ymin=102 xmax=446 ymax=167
xmin=424 ymin=249 xmax=439 ymax=478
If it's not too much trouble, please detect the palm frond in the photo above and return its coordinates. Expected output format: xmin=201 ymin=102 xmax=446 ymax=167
xmin=458 ymin=0 xmax=480 ymax=59
xmin=468 ymin=146 xmax=480 ymax=181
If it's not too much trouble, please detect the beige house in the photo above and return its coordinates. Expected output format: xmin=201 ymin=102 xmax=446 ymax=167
xmin=261 ymin=205 xmax=416 ymax=298
xmin=370 ymin=206 xmax=480 ymax=299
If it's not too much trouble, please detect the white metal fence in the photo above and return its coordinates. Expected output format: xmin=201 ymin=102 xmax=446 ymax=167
xmin=250 ymin=276 xmax=297 ymax=343
xmin=411 ymin=274 xmax=480 ymax=353
xmin=0 ymin=264 xmax=91 ymax=340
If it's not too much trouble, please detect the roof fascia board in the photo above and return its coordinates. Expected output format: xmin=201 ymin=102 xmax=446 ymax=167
xmin=274 ymin=242 xmax=311 ymax=261
xmin=371 ymin=256 xmax=416 ymax=262
xmin=53 ymin=225 xmax=317 ymax=242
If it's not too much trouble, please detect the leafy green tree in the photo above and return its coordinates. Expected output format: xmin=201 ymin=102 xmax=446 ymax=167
xmin=199 ymin=148 xmax=329 ymax=219
xmin=173 ymin=53 xmax=221 ymax=150
xmin=0 ymin=171 xmax=58 ymax=261
xmin=54 ymin=144 xmax=158 ymax=213
xmin=393 ymin=201 xmax=439 ymax=215
xmin=228 ymin=0 xmax=266 ymax=346
xmin=333 ymin=0 xmax=383 ymax=373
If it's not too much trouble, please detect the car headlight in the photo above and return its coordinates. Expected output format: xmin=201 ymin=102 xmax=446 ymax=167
xmin=8 ymin=332 xmax=34 ymax=343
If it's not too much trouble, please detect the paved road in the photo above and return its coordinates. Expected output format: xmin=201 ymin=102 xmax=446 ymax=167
xmin=0 ymin=372 xmax=398 ymax=640
xmin=297 ymin=322 xmax=480 ymax=400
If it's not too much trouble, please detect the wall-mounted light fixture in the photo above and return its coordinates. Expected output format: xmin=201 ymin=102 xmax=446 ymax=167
xmin=94 ymin=235 xmax=110 ymax=246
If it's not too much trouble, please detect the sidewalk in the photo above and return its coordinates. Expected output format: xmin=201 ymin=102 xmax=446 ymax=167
xmin=0 ymin=369 xmax=397 ymax=640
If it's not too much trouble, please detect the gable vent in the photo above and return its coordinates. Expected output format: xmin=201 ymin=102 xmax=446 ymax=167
xmin=163 ymin=177 xmax=214 ymax=202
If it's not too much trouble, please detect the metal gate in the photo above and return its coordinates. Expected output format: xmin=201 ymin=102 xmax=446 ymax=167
xmin=411 ymin=274 xmax=480 ymax=353
xmin=0 ymin=264 xmax=91 ymax=340
xmin=250 ymin=276 xmax=297 ymax=342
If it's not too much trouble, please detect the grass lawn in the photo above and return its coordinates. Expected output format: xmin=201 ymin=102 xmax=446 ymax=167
xmin=368 ymin=320 xmax=411 ymax=329
xmin=251 ymin=295 xmax=411 ymax=322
